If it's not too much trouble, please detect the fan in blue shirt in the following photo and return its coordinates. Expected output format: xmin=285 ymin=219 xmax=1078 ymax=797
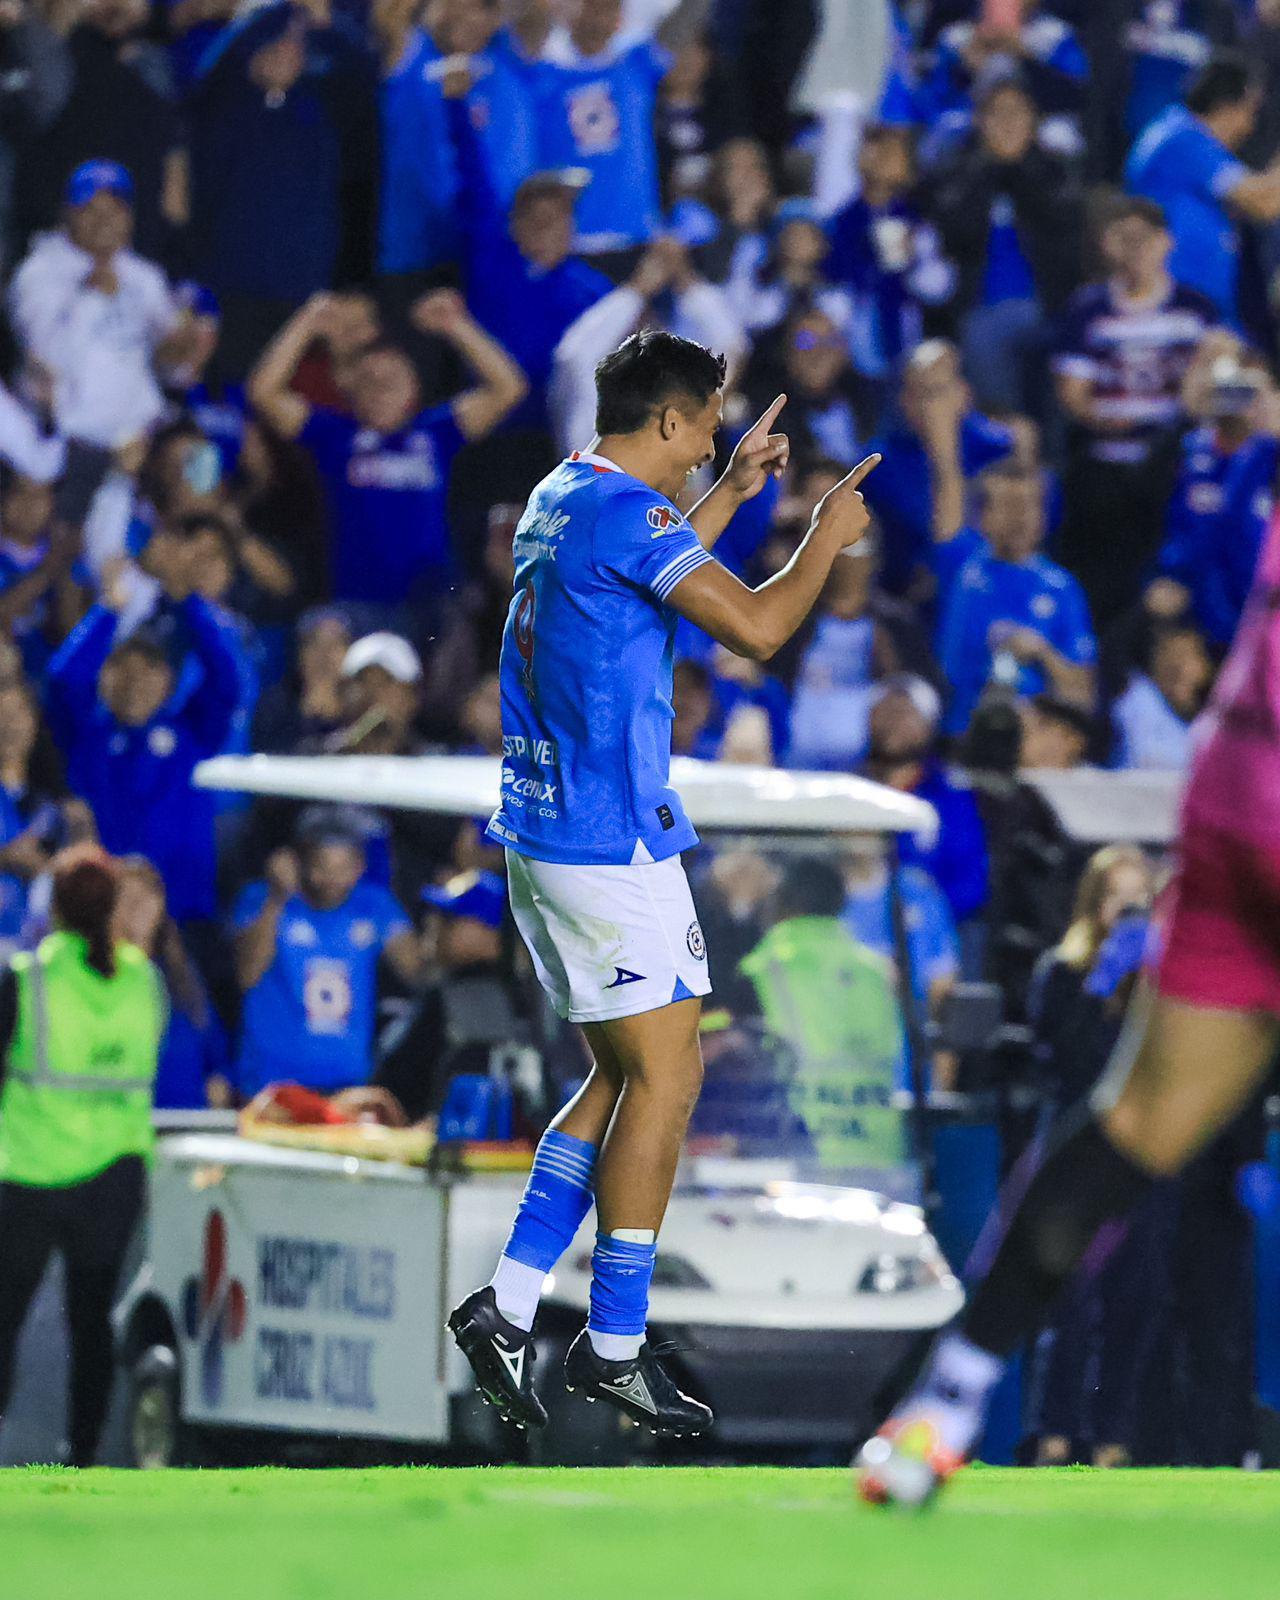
xmin=1157 ymin=417 xmax=1277 ymax=648
xmin=529 ymin=13 xmax=670 ymax=254
xmin=1124 ymin=55 xmax=1280 ymax=322
xmin=936 ymin=462 xmax=1097 ymax=736
xmin=45 ymin=591 xmax=241 ymax=923
xmin=921 ymin=7 xmax=1089 ymax=140
xmin=248 ymin=290 xmax=528 ymax=612
xmin=377 ymin=25 xmax=461 ymax=275
xmin=446 ymin=91 xmax=611 ymax=433
xmin=233 ymin=816 xmax=420 ymax=1098
xmin=863 ymin=341 xmax=1016 ymax=596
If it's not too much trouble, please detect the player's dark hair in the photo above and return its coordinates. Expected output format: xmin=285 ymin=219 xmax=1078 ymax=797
xmin=594 ymin=330 xmax=726 ymax=436
xmin=775 ymin=857 xmax=846 ymax=921
xmin=1185 ymin=51 xmax=1257 ymax=116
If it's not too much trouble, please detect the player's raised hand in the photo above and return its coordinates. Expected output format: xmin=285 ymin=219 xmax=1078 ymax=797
xmin=725 ymin=394 xmax=790 ymax=502
xmin=811 ymin=453 xmax=881 ymax=549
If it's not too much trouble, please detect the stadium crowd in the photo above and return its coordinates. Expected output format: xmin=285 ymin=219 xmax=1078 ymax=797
xmin=0 ymin=0 xmax=1275 ymax=1467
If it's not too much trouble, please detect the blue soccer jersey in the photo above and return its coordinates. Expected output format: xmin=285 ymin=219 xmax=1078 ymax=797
xmin=486 ymin=451 xmax=715 ymax=866
xmin=234 ymin=880 xmax=412 ymax=1097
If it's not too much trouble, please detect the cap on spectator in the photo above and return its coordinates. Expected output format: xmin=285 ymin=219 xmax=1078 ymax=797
xmin=66 ymin=159 xmax=134 ymax=208
xmin=341 ymin=632 xmax=422 ymax=684
xmin=772 ymin=196 xmax=820 ymax=235
xmin=668 ymin=198 xmax=720 ymax=248
xmin=296 ymin=803 xmax=367 ymax=854
xmin=175 ymin=281 xmax=221 ymax=320
xmin=869 ymin=672 xmax=942 ymax=730
xmin=515 ymin=167 xmax=591 ymax=207
xmin=421 ymin=870 xmax=506 ymax=929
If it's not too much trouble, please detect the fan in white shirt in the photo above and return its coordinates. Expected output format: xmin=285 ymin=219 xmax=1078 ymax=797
xmin=8 ymin=160 xmax=191 ymax=452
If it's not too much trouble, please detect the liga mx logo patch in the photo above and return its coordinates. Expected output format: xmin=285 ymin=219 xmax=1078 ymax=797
xmin=647 ymin=505 xmax=682 ymax=536
xmin=182 ymin=1209 xmax=247 ymax=1405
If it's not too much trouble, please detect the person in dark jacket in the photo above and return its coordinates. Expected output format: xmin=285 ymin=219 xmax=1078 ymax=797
xmin=927 ymin=75 xmax=1082 ymax=419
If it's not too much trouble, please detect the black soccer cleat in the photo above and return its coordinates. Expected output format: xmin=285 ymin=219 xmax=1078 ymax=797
xmin=563 ymin=1330 xmax=713 ymax=1437
xmin=447 ymin=1287 xmax=548 ymax=1430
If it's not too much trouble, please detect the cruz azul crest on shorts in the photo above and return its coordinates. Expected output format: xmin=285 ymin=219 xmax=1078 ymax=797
xmin=687 ymin=921 xmax=706 ymax=960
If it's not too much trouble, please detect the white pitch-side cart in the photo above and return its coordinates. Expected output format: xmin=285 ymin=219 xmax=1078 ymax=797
xmin=116 ymin=755 xmax=963 ymax=1468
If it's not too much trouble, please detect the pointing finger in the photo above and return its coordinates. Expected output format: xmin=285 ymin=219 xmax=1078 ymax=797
xmin=843 ymin=453 xmax=882 ymax=489
xmin=747 ymin=393 xmax=787 ymax=440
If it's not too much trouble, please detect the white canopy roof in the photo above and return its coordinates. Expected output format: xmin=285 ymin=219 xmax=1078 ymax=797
xmin=194 ymin=753 xmax=938 ymax=841
xmin=1024 ymin=767 xmax=1182 ymax=846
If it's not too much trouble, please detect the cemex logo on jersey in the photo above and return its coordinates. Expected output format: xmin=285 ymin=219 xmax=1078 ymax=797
xmin=647 ymin=505 xmax=683 ymax=537
xmin=183 ymin=1209 xmax=248 ymax=1405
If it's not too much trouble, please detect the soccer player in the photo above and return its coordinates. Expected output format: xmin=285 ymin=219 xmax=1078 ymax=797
xmin=856 ymin=498 xmax=1280 ymax=1507
xmin=448 ymin=330 xmax=877 ymax=1434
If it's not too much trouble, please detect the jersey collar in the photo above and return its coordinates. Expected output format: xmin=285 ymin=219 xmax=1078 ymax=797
xmin=569 ymin=449 xmax=624 ymax=475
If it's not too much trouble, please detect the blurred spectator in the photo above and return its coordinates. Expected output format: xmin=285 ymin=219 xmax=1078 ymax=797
xmin=1054 ymin=195 xmax=1218 ymax=629
xmin=333 ymin=629 xmax=424 ymax=753
xmin=935 ymin=461 xmax=1097 ymax=737
xmin=750 ymin=303 xmax=867 ymax=468
xmin=825 ymin=123 xmax=956 ymax=393
xmin=0 ymin=676 xmax=91 ymax=952
xmin=374 ymin=867 xmax=518 ymax=1122
xmin=1125 ymin=51 xmax=1280 ymax=324
xmin=1019 ymin=690 xmax=1096 ymax=771
xmin=529 ymin=0 xmax=671 ymax=259
xmin=1123 ymin=1 xmax=1238 ymax=147
xmin=775 ymin=526 xmax=938 ymax=771
xmin=724 ymin=198 xmax=847 ymax=341
xmin=550 ymin=234 xmax=744 ymax=451
xmin=233 ymin=810 xmax=421 ymax=1097
xmin=10 ymin=160 xmax=190 ymax=449
xmin=16 ymin=0 xmax=185 ymax=261
xmin=921 ymin=1 xmax=1089 ymax=157
xmin=737 ymin=855 xmax=907 ymax=1164
xmin=249 ymin=288 xmax=526 ymax=618
xmin=860 ymin=673 xmax=989 ymax=925
xmin=655 ymin=29 xmax=716 ymax=202
xmin=447 ymin=77 xmax=611 ymax=433
xmin=0 ymin=468 xmax=88 ymax=676
xmin=1112 ymin=621 xmax=1213 ymax=771
xmin=253 ymin=606 xmax=352 ymax=752
xmin=113 ymin=854 xmax=230 ymax=1109
xmin=862 ymin=339 xmax=1016 ymax=597
xmin=0 ymin=0 xmax=65 ymax=273
xmin=187 ymin=3 xmax=378 ymax=376
xmin=1155 ymin=342 xmax=1278 ymax=648
xmin=44 ymin=566 xmax=240 ymax=924
xmin=841 ymin=835 xmax=961 ymax=1063
xmin=165 ymin=283 xmax=249 ymax=476
xmin=928 ymin=76 xmax=1083 ymax=418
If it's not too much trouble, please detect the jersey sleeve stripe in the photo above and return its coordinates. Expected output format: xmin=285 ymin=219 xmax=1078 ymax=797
xmin=651 ymin=545 xmax=714 ymax=602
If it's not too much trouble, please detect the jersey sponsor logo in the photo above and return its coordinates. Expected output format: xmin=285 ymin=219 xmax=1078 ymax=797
xmin=606 ymin=966 xmax=647 ymax=988
xmin=349 ymin=919 xmax=377 ymax=949
xmin=502 ymin=767 xmax=558 ymax=803
xmin=284 ymin=920 xmax=318 ymax=947
xmin=346 ymin=436 xmax=440 ymax=491
xmin=647 ymin=505 xmax=683 ymax=536
xmin=514 ymin=507 xmax=571 ymax=562
xmin=502 ymin=734 xmax=559 ymax=764
xmin=686 ymin=922 xmax=706 ymax=961
xmin=148 ymin=726 xmax=177 ymax=758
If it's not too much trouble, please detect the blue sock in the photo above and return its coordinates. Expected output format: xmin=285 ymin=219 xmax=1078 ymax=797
xmin=587 ymin=1231 xmax=657 ymax=1361
xmin=490 ymin=1130 xmax=597 ymax=1330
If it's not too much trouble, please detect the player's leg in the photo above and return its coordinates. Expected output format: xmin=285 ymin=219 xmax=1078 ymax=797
xmin=858 ymin=992 xmax=1279 ymax=1505
xmin=448 ymin=1037 xmax=623 ymax=1429
xmin=563 ymin=996 xmax=713 ymax=1434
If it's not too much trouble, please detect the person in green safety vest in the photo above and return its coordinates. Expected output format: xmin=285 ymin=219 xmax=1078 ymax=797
xmin=0 ymin=845 xmax=163 ymax=1466
xmin=737 ymin=855 xmax=907 ymax=1174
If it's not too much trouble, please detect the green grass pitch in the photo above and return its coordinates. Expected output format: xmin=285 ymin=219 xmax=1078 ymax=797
xmin=4 ymin=1465 xmax=1279 ymax=1600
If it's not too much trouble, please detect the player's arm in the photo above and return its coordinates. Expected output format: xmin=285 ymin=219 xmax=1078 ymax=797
xmin=411 ymin=289 xmax=529 ymax=442
xmin=669 ymin=456 xmax=879 ymax=661
xmin=1224 ymin=162 xmax=1280 ymax=224
xmin=687 ymin=393 xmax=789 ymax=550
xmin=246 ymin=297 xmax=330 ymax=440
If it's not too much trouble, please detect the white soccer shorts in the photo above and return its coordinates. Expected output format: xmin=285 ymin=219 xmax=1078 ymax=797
xmin=505 ymin=850 xmax=712 ymax=1024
